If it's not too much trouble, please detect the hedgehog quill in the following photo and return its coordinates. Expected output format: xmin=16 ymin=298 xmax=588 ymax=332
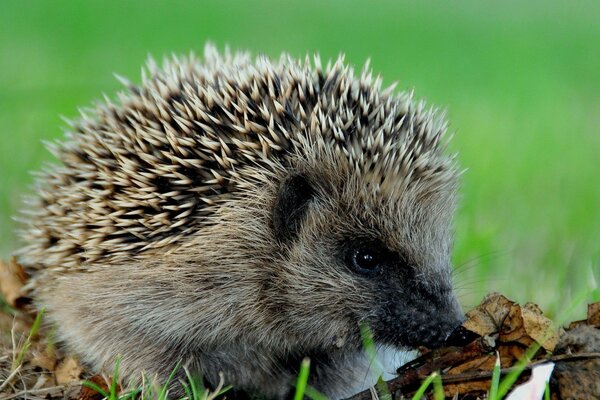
xmin=17 ymin=45 xmax=464 ymax=398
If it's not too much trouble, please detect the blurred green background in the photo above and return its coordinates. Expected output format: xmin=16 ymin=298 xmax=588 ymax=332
xmin=1 ymin=0 xmax=598 ymax=315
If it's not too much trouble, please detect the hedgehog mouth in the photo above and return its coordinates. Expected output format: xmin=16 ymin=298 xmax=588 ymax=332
xmin=373 ymin=311 xmax=463 ymax=350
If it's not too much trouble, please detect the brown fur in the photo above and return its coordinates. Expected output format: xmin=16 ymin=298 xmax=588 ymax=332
xmin=18 ymin=45 xmax=463 ymax=398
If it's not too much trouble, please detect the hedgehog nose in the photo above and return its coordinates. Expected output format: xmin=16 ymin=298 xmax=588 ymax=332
xmin=446 ymin=303 xmax=470 ymax=342
xmin=444 ymin=324 xmax=479 ymax=347
xmin=427 ymin=317 xmax=464 ymax=348
xmin=426 ymin=301 xmax=465 ymax=348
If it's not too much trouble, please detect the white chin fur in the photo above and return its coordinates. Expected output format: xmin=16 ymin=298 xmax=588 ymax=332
xmin=341 ymin=346 xmax=418 ymax=399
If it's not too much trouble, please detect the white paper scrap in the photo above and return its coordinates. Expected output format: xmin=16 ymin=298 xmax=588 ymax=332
xmin=505 ymin=362 xmax=555 ymax=400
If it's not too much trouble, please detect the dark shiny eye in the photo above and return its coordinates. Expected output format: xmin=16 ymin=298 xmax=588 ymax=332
xmin=350 ymin=247 xmax=382 ymax=274
xmin=353 ymin=248 xmax=378 ymax=269
xmin=342 ymin=238 xmax=397 ymax=277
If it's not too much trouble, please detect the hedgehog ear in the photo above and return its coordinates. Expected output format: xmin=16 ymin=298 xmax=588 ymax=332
xmin=272 ymin=174 xmax=315 ymax=242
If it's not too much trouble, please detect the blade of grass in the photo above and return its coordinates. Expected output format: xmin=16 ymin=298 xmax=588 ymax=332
xmin=359 ymin=323 xmax=391 ymax=400
xmin=359 ymin=323 xmax=378 ymax=368
xmin=216 ymin=384 xmax=233 ymax=396
xmin=109 ymin=357 xmax=121 ymax=400
xmin=376 ymin=376 xmax=392 ymax=400
xmin=293 ymin=357 xmax=310 ymax=400
xmin=488 ymin=351 xmax=501 ymax=400
xmin=157 ymin=361 xmax=181 ymax=400
xmin=411 ymin=372 xmax=438 ymax=400
xmin=304 ymin=385 xmax=329 ymax=400
xmin=182 ymin=368 xmax=204 ymax=400
xmin=206 ymin=373 xmax=232 ymax=400
xmin=12 ymin=307 xmax=45 ymax=369
xmin=81 ymin=380 xmax=110 ymax=398
xmin=122 ymin=388 xmax=141 ymax=400
xmin=182 ymin=383 xmax=193 ymax=400
xmin=432 ymin=372 xmax=444 ymax=400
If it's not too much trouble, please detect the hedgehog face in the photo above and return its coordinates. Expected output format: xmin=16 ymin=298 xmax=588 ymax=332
xmin=270 ymin=161 xmax=463 ymax=351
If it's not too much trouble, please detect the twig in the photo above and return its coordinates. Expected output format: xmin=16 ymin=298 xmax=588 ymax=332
xmin=439 ymin=352 xmax=600 ymax=384
xmin=0 ymin=365 xmax=21 ymax=393
xmin=0 ymin=385 xmax=67 ymax=400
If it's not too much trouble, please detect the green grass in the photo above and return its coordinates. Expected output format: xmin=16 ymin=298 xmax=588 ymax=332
xmin=81 ymin=358 xmax=232 ymax=400
xmin=411 ymin=372 xmax=442 ymax=400
xmin=359 ymin=323 xmax=393 ymax=400
xmin=293 ymin=358 xmax=311 ymax=400
xmin=0 ymin=0 xmax=599 ymax=315
xmin=12 ymin=307 xmax=45 ymax=370
xmin=81 ymin=359 xmax=124 ymax=400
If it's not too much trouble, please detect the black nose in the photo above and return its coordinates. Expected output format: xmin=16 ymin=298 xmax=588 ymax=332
xmin=414 ymin=315 xmax=465 ymax=349
xmin=444 ymin=324 xmax=479 ymax=347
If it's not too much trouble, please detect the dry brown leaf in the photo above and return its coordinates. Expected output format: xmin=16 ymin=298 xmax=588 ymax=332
xmin=77 ymin=375 xmax=109 ymax=400
xmin=500 ymin=302 xmax=533 ymax=346
xmin=443 ymin=381 xmax=489 ymax=398
xmin=520 ymin=302 xmax=559 ymax=351
xmin=566 ymin=302 xmax=599 ymax=330
xmin=55 ymin=356 xmax=84 ymax=385
xmin=498 ymin=342 xmax=527 ymax=364
xmin=30 ymin=349 xmax=58 ymax=371
xmin=587 ymin=301 xmax=600 ymax=326
xmin=446 ymin=354 xmax=495 ymax=375
xmin=0 ymin=257 xmax=29 ymax=308
xmin=567 ymin=318 xmax=587 ymax=330
xmin=500 ymin=302 xmax=558 ymax=351
xmin=462 ymin=292 xmax=513 ymax=336
xmin=462 ymin=292 xmax=557 ymax=352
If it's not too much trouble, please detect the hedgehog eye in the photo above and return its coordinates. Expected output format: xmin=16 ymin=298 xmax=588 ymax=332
xmin=352 ymin=248 xmax=380 ymax=272
xmin=346 ymin=243 xmax=385 ymax=276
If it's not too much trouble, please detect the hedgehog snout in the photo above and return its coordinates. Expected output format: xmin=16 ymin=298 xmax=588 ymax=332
xmin=371 ymin=278 xmax=462 ymax=351
xmin=418 ymin=294 xmax=464 ymax=349
xmin=424 ymin=312 xmax=465 ymax=349
xmin=399 ymin=306 xmax=464 ymax=349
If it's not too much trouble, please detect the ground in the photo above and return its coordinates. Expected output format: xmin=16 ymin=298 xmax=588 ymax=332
xmin=1 ymin=1 xmax=598 ymax=315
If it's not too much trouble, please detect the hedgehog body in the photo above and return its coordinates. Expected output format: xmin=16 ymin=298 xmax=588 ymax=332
xmin=19 ymin=46 xmax=463 ymax=398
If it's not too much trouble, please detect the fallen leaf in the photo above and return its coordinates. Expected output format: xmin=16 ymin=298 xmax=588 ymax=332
xmin=587 ymin=302 xmax=600 ymax=326
xmin=30 ymin=349 xmax=57 ymax=371
xmin=521 ymin=303 xmax=559 ymax=351
xmin=498 ymin=343 xmax=527 ymax=365
xmin=0 ymin=257 xmax=29 ymax=308
xmin=462 ymin=292 xmax=514 ymax=336
xmin=78 ymin=375 xmax=110 ymax=400
xmin=446 ymin=353 xmax=495 ymax=374
xmin=500 ymin=302 xmax=558 ymax=351
xmin=55 ymin=356 xmax=83 ymax=385
xmin=443 ymin=380 xmax=489 ymax=398
xmin=500 ymin=303 xmax=534 ymax=347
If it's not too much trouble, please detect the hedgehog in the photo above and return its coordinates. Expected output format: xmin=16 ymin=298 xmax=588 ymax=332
xmin=17 ymin=45 xmax=464 ymax=398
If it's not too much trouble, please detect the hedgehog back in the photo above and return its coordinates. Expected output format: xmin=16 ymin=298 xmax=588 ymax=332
xmin=18 ymin=46 xmax=452 ymax=272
